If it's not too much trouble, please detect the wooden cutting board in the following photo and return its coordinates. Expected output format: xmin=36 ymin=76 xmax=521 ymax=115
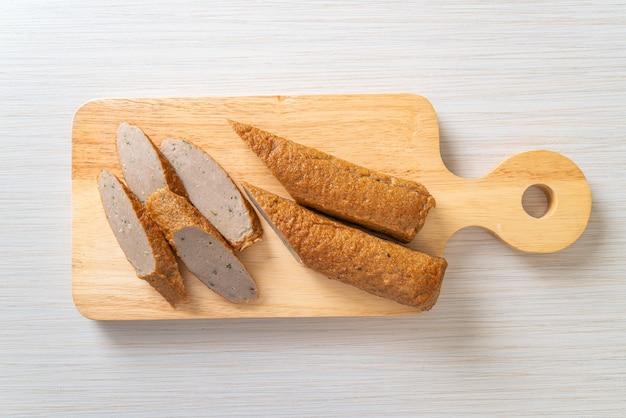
xmin=71 ymin=94 xmax=592 ymax=320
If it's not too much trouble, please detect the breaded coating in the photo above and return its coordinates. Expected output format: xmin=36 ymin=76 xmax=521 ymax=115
xmin=243 ymin=183 xmax=447 ymax=310
xmin=230 ymin=120 xmax=435 ymax=243
xmin=146 ymin=188 xmax=227 ymax=246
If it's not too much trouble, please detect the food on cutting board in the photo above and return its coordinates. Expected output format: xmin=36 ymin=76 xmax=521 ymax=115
xmin=229 ymin=120 xmax=435 ymax=243
xmin=146 ymin=188 xmax=258 ymax=303
xmin=160 ymin=139 xmax=262 ymax=251
xmin=99 ymin=119 xmax=444 ymax=310
xmin=100 ymin=123 xmax=263 ymax=307
xmin=242 ymin=183 xmax=447 ymax=310
xmin=97 ymin=170 xmax=186 ymax=307
xmin=117 ymin=122 xmax=188 ymax=203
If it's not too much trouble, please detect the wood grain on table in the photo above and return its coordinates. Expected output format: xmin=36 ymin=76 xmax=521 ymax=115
xmin=3 ymin=2 xmax=625 ymax=416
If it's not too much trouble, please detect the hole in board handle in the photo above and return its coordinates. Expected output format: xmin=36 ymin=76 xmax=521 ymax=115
xmin=522 ymin=184 xmax=555 ymax=218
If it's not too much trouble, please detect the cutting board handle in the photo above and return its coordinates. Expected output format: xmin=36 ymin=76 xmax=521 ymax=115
xmin=460 ymin=149 xmax=592 ymax=253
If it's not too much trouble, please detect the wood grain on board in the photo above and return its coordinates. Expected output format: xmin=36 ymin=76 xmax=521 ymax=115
xmin=71 ymin=94 xmax=591 ymax=320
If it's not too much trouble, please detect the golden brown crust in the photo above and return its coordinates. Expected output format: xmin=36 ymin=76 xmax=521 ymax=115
xmin=145 ymin=188 xmax=229 ymax=248
xmin=99 ymin=172 xmax=186 ymax=307
xmin=135 ymin=199 xmax=187 ymax=307
xmin=153 ymin=141 xmax=189 ymax=200
xmin=243 ymin=183 xmax=447 ymax=310
xmin=234 ymin=186 xmax=264 ymax=250
xmin=230 ymin=120 xmax=435 ymax=243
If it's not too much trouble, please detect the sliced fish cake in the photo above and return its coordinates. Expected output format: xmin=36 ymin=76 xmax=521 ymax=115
xmin=160 ymin=138 xmax=262 ymax=251
xmin=116 ymin=122 xmax=187 ymax=203
xmin=146 ymin=188 xmax=258 ymax=304
xmin=97 ymin=170 xmax=186 ymax=307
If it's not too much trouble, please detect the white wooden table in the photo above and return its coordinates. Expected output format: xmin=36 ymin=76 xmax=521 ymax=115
xmin=2 ymin=2 xmax=625 ymax=416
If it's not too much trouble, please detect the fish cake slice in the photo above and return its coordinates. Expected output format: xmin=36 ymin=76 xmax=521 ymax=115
xmin=160 ymin=139 xmax=262 ymax=251
xmin=116 ymin=122 xmax=188 ymax=203
xmin=146 ymin=188 xmax=258 ymax=304
xmin=97 ymin=171 xmax=186 ymax=307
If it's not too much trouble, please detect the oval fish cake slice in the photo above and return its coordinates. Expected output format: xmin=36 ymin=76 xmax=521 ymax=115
xmin=116 ymin=122 xmax=188 ymax=203
xmin=160 ymin=138 xmax=262 ymax=251
xmin=146 ymin=188 xmax=258 ymax=304
xmin=97 ymin=170 xmax=186 ymax=307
